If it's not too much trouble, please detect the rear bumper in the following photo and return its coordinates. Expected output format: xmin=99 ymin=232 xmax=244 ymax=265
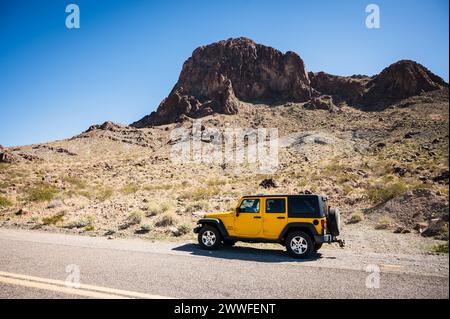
xmin=314 ymin=234 xmax=345 ymax=247
xmin=193 ymin=225 xmax=202 ymax=234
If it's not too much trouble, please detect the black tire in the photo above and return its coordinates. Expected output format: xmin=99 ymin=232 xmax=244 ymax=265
xmin=198 ymin=226 xmax=222 ymax=250
xmin=285 ymin=231 xmax=313 ymax=258
xmin=223 ymin=240 xmax=237 ymax=247
xmin=314 ymin=243 xmax=323 ymax=251
xmin=327 ymin=207 xmax=341 ymax=236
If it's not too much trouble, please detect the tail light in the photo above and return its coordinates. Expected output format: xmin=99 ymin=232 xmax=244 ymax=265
xmin=321 ymin=219 xmax=326 ymax=234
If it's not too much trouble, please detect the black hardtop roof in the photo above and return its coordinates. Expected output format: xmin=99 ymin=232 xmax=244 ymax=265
xmin=242 ymin=194 xmax=326 ymax=199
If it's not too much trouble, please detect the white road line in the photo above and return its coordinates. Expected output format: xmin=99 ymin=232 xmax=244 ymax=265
xmin=0 ymin=271 xmax=172 ymax=299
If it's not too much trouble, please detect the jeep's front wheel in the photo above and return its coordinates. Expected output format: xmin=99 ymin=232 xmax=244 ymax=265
xmin=198 ymin=226 xmax=222 ymax=250
xmin=285 ymin=231 xmax=313 ymax=258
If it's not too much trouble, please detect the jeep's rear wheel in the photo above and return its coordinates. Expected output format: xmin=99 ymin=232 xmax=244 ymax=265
xmin=198 ymin=226 xmax=222 ymax=250
xmin=285 ymin=231 xmax=313 ymax=258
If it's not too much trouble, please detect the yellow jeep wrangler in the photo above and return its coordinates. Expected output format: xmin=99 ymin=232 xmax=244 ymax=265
xmin=193 ymin=195 xmax=343 ymax=258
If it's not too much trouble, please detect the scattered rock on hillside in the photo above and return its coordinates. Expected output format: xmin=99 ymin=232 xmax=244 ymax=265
xmin=0 ymin=150 xmax=18 ymax=163
xmin=304 ymin=95 xmax=337 ymax=112
xmin=85 ymin=121 xmax=124 ymax=133
xmin=433 ymin=171 xmax=449 ymax=185
xmin=366 ymin=189 xmax=449 ymax=229
xmin=308 ymin=72 xmax=369 ymax=104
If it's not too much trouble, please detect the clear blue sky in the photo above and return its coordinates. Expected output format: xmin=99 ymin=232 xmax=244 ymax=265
xmin=0 ymin=0 xmax=448 ymax=147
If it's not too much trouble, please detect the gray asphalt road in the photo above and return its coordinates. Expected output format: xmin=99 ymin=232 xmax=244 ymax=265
xmin=0 ymin=228 xmax=448 ymax=299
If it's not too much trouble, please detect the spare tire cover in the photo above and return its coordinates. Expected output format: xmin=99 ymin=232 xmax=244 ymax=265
xmin=328 ymin=207 xmax=341 ymax=236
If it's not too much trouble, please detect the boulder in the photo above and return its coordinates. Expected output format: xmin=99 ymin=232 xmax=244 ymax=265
xmin=304 ymin=95 xmax=337 ymax=112
xmin=421 ymin=217 xmax=448 ymax=239
xmin=260 ymin=178 xmax=277 ymax=189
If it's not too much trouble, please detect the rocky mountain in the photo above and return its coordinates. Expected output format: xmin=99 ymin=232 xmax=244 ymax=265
xmin=358 ymin=60 xmax=448 ymax=110
xmin=133 ymin=38 xmax=448 ymax=127
xmin=132 ymin=37 xmax=312 ymax=127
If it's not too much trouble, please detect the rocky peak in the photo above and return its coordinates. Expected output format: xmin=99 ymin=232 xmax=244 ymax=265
xmin=132 ymin=37 xmax=312 ymax=127
xmin=85 ymin=121 xmax=124 ymax=133
xmin=359 ymin=60 xmax=448 ymax=110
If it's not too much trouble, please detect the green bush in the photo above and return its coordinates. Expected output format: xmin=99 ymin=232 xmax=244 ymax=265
xmin=366 ymin=182 xmax=408 ymax=204
xmin=155 ymin=212 xmax=177 ymax=227
xmin=67 ymin=215 xmax=96 ymax=229
xmin=147 ymin=201 xmax=173 ymax=216
xmin=374 ymin=216 xmax=393 ymax=230
xmin=431 ymin=243 xmax=449 ymax=254
xmin=121 ymin=183 xmax=139 ymax=195
xmin=185 ymin=200 xmax=209 ymax=213
xmin=64 ymin=176 xmax=86 ymax=189
xmin=127 ymin=211 xmax=144 ymax=225
xmin=177 ymin=223 xmax=192 ymax=235
xmin=42 ymin=212 xmax=65 ymax=225
xmin=140 ymin=223 xmax=153 ymax=233
xmin=347 ymin=212 xmax=364 ymax=224
xmin=26 ymin=184 xmax=58 ymax=202
xmin=0 ymin=196 xmax=13 ymax=208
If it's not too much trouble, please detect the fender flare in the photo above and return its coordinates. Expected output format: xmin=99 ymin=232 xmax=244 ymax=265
xmin=197 ymin=218 xmax=230 ymax=238
xmin=278 ymin=223 xmax=318 ymax=241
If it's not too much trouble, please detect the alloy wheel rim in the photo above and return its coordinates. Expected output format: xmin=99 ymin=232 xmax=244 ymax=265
xmin=290 ymin=236 xmax=308 ymax=254
xmin=202 ymin=231 xmax=216 ymax=246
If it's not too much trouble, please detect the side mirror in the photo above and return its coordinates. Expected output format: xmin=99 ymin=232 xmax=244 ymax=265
xmin=236 ymin=207 xmax=240 ymax=217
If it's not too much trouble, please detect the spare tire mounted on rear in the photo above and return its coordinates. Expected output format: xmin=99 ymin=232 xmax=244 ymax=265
xmin=327 ymin=207 xmax=341 ymax=236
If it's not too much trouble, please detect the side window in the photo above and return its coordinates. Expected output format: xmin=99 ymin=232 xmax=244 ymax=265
xmin=239 ymin=199 xmax=260 ymax=213
xmin=266 ymin=198 xmax=286 ymax=213
xmin=288 ymin=196 xmax=320 ymax=217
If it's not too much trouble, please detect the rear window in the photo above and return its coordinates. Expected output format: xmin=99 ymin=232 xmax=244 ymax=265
xmin=288 ymin=196 xmax=321 ymax=217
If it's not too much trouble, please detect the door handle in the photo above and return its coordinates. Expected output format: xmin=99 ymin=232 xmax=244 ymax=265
xmin=277 ymin=216 xmax=285 ymax=219
xmin=253 ymin=216 xmax=261 ymax=219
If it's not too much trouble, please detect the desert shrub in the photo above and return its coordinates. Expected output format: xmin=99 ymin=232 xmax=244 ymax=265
xmin=177 ymin=223 xmax=191 ymax=235
xmin=431 ymin=243 xmax=449 ymax=254
xmin=206 ymin=178 xmax=228 ymax=187
xmin=0 ymin=196 xmax=13 ymax=208
xmin=366 ymin=182 xmax=408 ymax=204
xmin=347 ymin=212 xmax=364 ymax=224
xmin=185 ymin=200 xmax=210 ymax=213
xmin=139 ymin=223 xmax=154 ymax=233
xmin=374 ymin=216 xmax=393 ymax=230
xmin=25 ymin=183 xmax=58 ymax=202
xmin=143 ymin=183 xmax=172 ymax=191
xmin=147 ymin=201 xmax=173 ymax=216
xmin=179 ymin=186 xmax=221 ymax=201
xmin=42 ymin=212 xmax=65 ymax=225
xmin=95 ymin=185 xmax=114 ymax=201
xmin=121 ymin=183 xmax=139 ymax=195
xmin=83 ymin=225 xmax=95 ymax=232
xmin=64 ymin=176 xmax=86 ymax=189
xmin=155 ymin=212 xmax=177 ymax=227
xmin=30 ymin=216 xmax=40 ymax=223
xmin=342 ymin=184 xmax=353 ymax=195
xmin=67 ymin=215 xmax=96 ymax=229
xmin=127 ymin=210 xmax=144 ymax=225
